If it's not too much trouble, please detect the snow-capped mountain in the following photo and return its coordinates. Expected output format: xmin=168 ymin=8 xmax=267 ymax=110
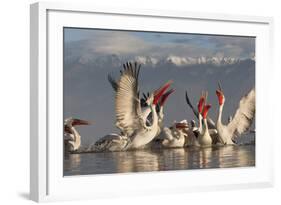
xmin=145 ymin=55 xmax=241 ymax=66
xmin=134 ymin=56 xmax=159 ymax=65
xmin=66 ymin=52 xmax=253 ymax=69
xmin=131 ymin=55 xmax=244 ymax=67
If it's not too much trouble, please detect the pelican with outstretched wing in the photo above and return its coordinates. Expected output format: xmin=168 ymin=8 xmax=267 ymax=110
xmin=94 ymin=62 xmax=172 ymax=151
xmin=108 ymin=67 xmax=175 ymax=130
xmin=215 ymin=83 xmax=255 ymax=144
xmin=115 ymin=62 xmax=172 ymax=148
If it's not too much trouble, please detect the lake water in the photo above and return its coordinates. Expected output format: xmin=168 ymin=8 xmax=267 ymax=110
xmin=64 ymin=144 xmax=255 ymax=176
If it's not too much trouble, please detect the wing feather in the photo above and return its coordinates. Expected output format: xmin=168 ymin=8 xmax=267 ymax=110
xmin=108 ymin=73 xmax=118 ymax=91
xmin=115 ymin=62 xmax=144 ymax=136
xmin=227 ymin=89 xmax=255 ymax=136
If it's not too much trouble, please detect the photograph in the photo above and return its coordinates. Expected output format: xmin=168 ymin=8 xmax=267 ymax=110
xmin=63 ymin=27 xmax=255 ymax=176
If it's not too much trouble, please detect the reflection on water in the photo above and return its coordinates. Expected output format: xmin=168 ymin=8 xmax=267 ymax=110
xmin=64 ymin=145 xmax=255 ymax=176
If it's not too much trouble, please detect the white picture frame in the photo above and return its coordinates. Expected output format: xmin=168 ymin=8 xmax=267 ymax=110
xmin=30 ymin=2 xmax=274 ymax=202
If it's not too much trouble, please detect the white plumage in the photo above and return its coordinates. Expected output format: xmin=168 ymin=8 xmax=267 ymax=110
xmin=155 ymin=120 xmax=188 ymax=148
xmin=216 ymin=87 xmax=255 ymax=144
xmin=92 ymin=134 xmax=130 ymax=152
xmin=64 ymin=118 xmax=91 ymax=152
xmin=114 ymin=62 xmax=145 ymax=137
xmin=94 ymin=62 xmax=172 ymax=151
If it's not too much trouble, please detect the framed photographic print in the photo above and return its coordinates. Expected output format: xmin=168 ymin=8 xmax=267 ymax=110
xmin=30 ymin=2 xmax=274 ymax=202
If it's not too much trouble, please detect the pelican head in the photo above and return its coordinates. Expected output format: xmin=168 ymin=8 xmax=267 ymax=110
xmin=216 ymin=82 xmax=225 ymax=106
xmin=151 ymin=80 xmax=173 ymax=105
xmin=159 ymin=88 xmax=175 ymax=106
xmin=170 ymin=120 xmax=189 ymax=136
xmin=141 ymin=87 xmax=174 ymax=114
xmin=197 ymin=92 xmax=206 ymax=114
xmin=202 ymin=104 xmax=212 ymax=119
xmin=175 ymin=122 xmax=188 ymax=130
xmin=64 ymin=117 xmax=91 ymax=134
xmin=143 ymin=80 xmax=173 ymax=106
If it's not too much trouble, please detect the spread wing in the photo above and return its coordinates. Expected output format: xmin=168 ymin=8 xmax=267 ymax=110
xmin=115 ymin=62 xmax=144 ymax=136
xmin=227 ymin=89 xmax=255 ymax=136
xmin=185 ymin=91 xmax=216 ymax=129
xmin=108 ymin=73 xmax=118 ymax=91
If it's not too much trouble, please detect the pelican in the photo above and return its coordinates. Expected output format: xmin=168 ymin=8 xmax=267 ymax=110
xmin=64 ymin=118 xmax=91 ymax=152
xmin=215 ymin=83 xmax=255 ymax=144
xmin=185 ymin=91 xmax=221 ymax=145
xmin=141 ymin=88 xmax=175 ymax=134
xmin=143 ymin=89 xmax=175 ymax=149
xmin=92 ymin=133 xmax=130 ymax=152
xmin=116 ymin=74 xmax=172 ymax=149
xmin=94 ymin=62 xmax=172 ymax=151
xmin=185 ymin=91 xmax=217 ymax=130
xmin=108 ymin=63 xmax=157 ymax=127
xmin=183 ymin=123 xmax=200 ymax=147
xmin=157 ymin=121 xmax=189 ymax=148
xmin=195 ymin=92 xmax=206 ymax=136
xmin=109 ymin=65 xmax=174 ymax=130
xmin=198 ymin=103 xmax=213 ymax=146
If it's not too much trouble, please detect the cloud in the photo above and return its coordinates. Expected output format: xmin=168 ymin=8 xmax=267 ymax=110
xmin=170 ymin=35 xmax=255 ymax=59
xmin=66 ymin=31 xmax=151 ymax=56
xmin=64 ymin=29 xmax=255 ymax=64
xmin=207 ymin=36 xmax=255 ymax=58
xmin=91 ymin=32 xmax=150 ymax=55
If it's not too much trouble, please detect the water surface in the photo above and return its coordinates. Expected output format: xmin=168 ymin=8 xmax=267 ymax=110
xmin=64 ymin=144 xmax=255 ymax=176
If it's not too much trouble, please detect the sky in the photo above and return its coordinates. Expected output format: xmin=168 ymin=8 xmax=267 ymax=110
xmin=63 ymin=27 xmax=255 ymax=146
xmin=64 ymin=28 xmax=255 ymax=59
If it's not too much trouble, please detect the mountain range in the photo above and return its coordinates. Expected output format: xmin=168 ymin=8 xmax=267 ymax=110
xmin=65 ymin=51 xmax=255 ymax=68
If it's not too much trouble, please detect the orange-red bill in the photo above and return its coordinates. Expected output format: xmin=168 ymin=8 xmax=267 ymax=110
xmin=216 ymin=90 xmax=224 ymax=105
xmin=197 ymin=95 xmax=205 ymax=113
xmin=160 ymin=88 xmax=175 ymax=106
xmin=72 ymin=119 xmax=92 ymax=126
xmin=202 ymin=104 xmax=211 ymax=119
xmin=175 ymin=122 xmax=188 ymax=129
xmin=153 ymin=80 xmax=173 ymax=104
